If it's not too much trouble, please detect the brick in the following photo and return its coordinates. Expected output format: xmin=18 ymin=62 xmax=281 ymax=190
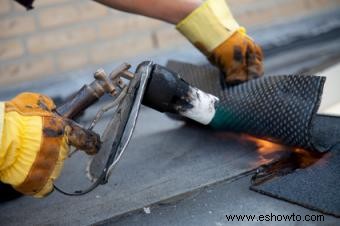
xmin=11 ymin=1 xmax=26 ymax=12
xmin=305 ymin=0 xmax=340 ymax=11
xmin=98 ymin=15 xmax=162 ymax=40
xmin=0 ymin=0 xmax=11 ymax=15
xmin=229 ymin=0 xmax=272 ymax=10
xmin=34 ymin=0 xmax=71 ymax=7
xmin=38 ymin=2 xmax=108 ymax=28
xmin=0 ymin=57 xmax=55 ymax=85
xmin=154 ymin=27 xmax=187 ymax=49
xmin=57 ymin=50 xmax=89 ymax=71
xmin=0 ymin=40 xmax=24 ymax=61
xmin=90 ymin=35 xmax=153 ymax=65
xmin=12 ymin=0 xmax=71 ymax=11
xmin=27 ymin=26 xmax=97 ymax=54
xmin=0 ymin=16 xmax=36 ymax=38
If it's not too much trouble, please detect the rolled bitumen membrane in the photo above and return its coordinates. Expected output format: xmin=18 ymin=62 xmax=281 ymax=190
xmin=209 ymin=74 xmax=325 ymax=151
xmin=166 ymin=61 xmax=340 ymax=153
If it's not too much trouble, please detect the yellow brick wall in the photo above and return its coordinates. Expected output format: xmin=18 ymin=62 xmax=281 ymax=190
xmin=0 ymin=0 xmax=339 ymax=86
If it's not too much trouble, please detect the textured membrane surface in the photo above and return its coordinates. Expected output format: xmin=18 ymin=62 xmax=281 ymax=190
xmin=167 ymin=61 xmax=326 ymax=151
xmin=167 ymin=60 xmax=224 ymax=98
xmin=210 ymin=75 xmax=325 ymax=151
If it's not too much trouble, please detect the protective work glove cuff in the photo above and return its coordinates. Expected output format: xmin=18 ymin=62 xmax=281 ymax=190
xmin=176 ymin=0 xmax=239 ymax=55
xmin=0 ymin=93 xmax=69 ymax=198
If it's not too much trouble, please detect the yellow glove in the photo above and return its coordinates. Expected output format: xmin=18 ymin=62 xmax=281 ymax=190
xmin=177 ymin=0 xmax=264 ymax=85
xmin=0 ymin=93 xmax=100 ymax=197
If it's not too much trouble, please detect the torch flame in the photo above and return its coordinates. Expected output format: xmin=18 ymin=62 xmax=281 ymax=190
xmin=291 ymin=147 xmax=324 ymax=168
xmin=242 ymin=135 xmax=288 ymax=165
xmin=242 ymin=135 xmax=325 ymax=185
xmin=243 ymin=135 xmax=323 ymax=169
xmin=215 ymin=132 xmax=325 ymax=185
xmin=214 ymin=132 xmax=324 ymax=170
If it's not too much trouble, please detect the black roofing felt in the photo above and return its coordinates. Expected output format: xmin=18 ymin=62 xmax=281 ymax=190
xmin=251 ymin=146 xmax=340 ymax=217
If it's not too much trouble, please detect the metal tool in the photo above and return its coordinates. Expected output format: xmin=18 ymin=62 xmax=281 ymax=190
xmin=54 ymin=62 xmax=146 ymax=195
xmin=53 ymin=61 xmax=218 ymax=195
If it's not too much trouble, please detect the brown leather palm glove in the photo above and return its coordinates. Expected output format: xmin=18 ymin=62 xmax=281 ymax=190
xmin=210 ymin=29 xmax=264 ymax=85
xmin=177 ymin=0 xmax=264 ymax=85
xmin=0 ymin=93 xmax=100 ymax=197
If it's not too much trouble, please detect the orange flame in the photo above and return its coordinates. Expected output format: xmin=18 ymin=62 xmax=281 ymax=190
xmin=214 ymin=132 xmax=324 ymax=169
xmin=292 ymin=147 xmax=324 ymax=168
xmin=243 ymin=135 xmax=323 ymax=169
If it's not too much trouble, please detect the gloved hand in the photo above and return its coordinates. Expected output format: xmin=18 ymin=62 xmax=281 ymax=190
xmin=209 ymin=28 xmax=263 ymax=84
xmin=0 ymin=93 xmax=100 ymax=197
xmin=176 ymin=0 xmax=264 ymax=85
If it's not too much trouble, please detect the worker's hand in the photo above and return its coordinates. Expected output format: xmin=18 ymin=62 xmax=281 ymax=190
xmin=176 ymin=0 xmax=264 ymax=85
xmin=209 ymin=28 xmax=264 ymax=85
xmin=0 ymin=93 xmax=100 ymax=197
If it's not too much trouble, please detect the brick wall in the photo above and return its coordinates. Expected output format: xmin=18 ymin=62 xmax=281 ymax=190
xmin=0 ymin=0 xmax=339 ymax=86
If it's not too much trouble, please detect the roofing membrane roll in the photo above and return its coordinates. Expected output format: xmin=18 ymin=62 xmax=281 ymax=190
xmin=167 ymin=61 xmax=340 ymax=152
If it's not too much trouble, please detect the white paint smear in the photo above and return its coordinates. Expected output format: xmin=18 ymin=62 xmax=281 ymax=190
xmin=179 ymin=87 xmax=219 ymax=125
